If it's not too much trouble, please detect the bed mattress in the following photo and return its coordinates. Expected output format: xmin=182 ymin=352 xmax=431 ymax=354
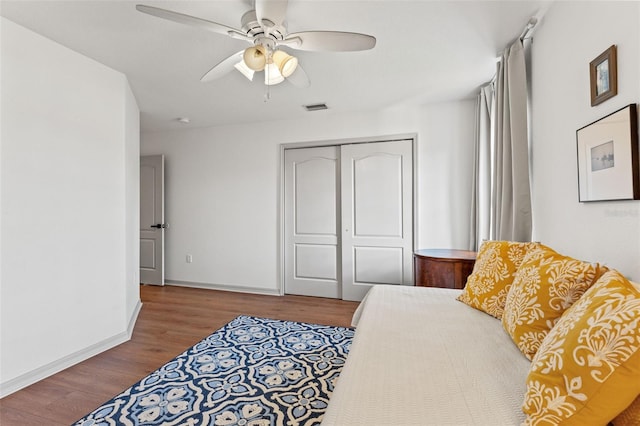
xmin=322 ymin=285 xmax=531 ymax=425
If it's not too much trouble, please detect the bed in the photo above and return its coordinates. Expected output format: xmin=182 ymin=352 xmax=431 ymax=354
xmin=321 ymin=285 xmax=531 ymax=425
xmin=322 ymin=240 xmax=640 ymax=426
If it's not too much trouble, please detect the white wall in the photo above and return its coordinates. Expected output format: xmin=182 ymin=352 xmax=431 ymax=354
xmin=419 ymin=102 xmax=477 ymax=247
xmin=141 ymin=100 xmax=476 ymax=293
xmin=531 ymin=1 xmax=640 ymax=281
xmin=0 ymin=17 xmax=140 ymax=395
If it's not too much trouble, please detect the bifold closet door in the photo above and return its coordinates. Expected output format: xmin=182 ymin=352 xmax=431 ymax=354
xmin=284 ymin=140 xmax=413 ymax=301
xmin=284 ymin=147 xmax=341 ymax=298
xmin=340 ymin=140 xmax=413 ymax=301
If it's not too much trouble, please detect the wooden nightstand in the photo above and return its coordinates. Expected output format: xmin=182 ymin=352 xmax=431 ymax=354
xmin=414 ymin=249 xmax=477 ymax=289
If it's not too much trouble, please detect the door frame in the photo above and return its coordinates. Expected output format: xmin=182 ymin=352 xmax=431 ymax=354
xmin=278 ymin=133 xmax=419 ymax=296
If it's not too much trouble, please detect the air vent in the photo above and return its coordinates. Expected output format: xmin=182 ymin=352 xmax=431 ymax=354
xmin=303 ymin=103 xmax=328 ymax=112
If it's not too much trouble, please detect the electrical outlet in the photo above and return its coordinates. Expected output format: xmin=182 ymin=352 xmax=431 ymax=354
xmin=186 ymin=254 xmax=193 ymax=263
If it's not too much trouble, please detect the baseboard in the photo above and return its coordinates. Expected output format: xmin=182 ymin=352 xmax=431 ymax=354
xmin=127 ymin=298 xmax=143 ymax=336
xmin=0 ymin=298 xmax=143 ymax=398
xmin=165 ymin=279 xmax=281 ymax=296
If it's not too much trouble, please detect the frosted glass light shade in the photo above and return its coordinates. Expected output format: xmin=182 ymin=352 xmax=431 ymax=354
xmin=272 ymin=50 xmax=298 ymax=77
xmin=243 ymin=46 xmax=266 ymax=71
xmin=264 ymin=63 xmax=285 ymax=85
xmin=234 ymin=61 xmax=255 ymax=81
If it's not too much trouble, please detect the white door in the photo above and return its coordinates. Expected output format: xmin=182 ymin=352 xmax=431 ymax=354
xmin=140 ymin=155 xmax=165 ymax=285
xmin=341 ymin=140 xmax=414 ymax=301
xmin=284 ymin=139 xmax=413 ymax=301
xmin=284 ymin=147 xmax=340 ymax=298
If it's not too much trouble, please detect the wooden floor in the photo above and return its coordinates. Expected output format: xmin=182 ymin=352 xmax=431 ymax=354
xmin=0 ymin=285 xmax=359 ymax=425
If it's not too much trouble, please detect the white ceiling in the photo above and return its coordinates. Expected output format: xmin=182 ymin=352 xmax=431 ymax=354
xmin=1 ymin=0 xmax=550 ymax=132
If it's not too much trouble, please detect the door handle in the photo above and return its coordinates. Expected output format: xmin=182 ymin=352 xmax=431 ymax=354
xmin=150 ymin=224 xmax=167 ymax=229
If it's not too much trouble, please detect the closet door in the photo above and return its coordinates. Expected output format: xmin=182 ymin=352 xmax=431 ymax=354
xmin=340 ymin=140 xmax=413 ymax=301
xmin=284 ymin=147 xmax=340 ymax=298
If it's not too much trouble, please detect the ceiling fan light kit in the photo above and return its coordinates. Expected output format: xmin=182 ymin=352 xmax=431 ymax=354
xmin=243 ymin=45 xmax=267 ymax=71
xmin=264 ymin=62 xmax=285 ymax=85
xmin=272 ymin=50 xmax=297 ymax=77
xmin=234 ymin=60 xmax=255 ymax=81
xmin=136 ymin=1 xmax=376 ymax=89
xmin=239 ymin=42 xmax=298 ymax=85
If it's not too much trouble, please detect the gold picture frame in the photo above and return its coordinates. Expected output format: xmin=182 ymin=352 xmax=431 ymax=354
xmin=589 ymin=45 xmax=618 ymax=106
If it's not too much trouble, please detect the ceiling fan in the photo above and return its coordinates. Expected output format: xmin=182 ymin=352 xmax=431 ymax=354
xmin=136 ymin=0 xmax=376 ymax=88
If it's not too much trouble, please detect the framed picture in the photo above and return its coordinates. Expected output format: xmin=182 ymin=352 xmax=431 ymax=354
xmin=576 ymin=104 xmax=639 ymax=202
xmin=589 ymin=45 xmax=618 ymax=106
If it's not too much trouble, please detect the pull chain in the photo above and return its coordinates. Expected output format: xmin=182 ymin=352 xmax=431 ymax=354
xmin=264 ymin=47 xmax=272 ymax=102
xmin=264 ymin=77 xmax=271 ymax=102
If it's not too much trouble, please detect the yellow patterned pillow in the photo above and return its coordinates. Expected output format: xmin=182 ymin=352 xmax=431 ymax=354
xmin=457 ymin=240 xmax=538 ymax=318
xmin=502 ymin=244 xmax=608 ymax=360
xmin=613 ymin=281 xmax=640 ymax=426
xmin=522 ymin=270 xmax=640 ymax=425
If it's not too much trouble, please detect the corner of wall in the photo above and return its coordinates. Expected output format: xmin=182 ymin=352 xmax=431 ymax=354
xmin=124 ymin=77 xmax=141 ymax=322
xmin=1 ymin=17 xmax=142 ymax=394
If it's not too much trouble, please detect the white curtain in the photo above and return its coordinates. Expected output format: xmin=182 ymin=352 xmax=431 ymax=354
xmin=469 ymin=84 xmax=493 ymax=250
xmin=494 ymin=40 xmax=532 ymax=241
xmin=470 ymin=39 xmax=532 ymax=248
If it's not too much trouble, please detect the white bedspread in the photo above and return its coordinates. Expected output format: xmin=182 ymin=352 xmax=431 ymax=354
xmin=322 ymin=285 xmax=531 ymax=425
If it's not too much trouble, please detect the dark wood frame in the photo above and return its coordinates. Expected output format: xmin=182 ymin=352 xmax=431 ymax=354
xmin=576 ymin=104 xmax=639 ymax=202
xmin=589 ymin=45 xmax=618 ymax=106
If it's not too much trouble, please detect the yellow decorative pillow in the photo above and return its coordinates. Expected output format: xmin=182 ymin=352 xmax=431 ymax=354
xmin=457 ymin=240 xmax=538 ymax=318
xmin=502 ymin=244 xmax=608 ymax=360
xmin=522 ymin=270 xmax=640 ymax=425
xmin=613 ymin=281 xmax=640 ymax=426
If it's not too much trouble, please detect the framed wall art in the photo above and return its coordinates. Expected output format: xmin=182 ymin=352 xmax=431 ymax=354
xmin=576 ymin=104 xmax=639 ymax=202
xmin=589 ymin=45 xmax=618 ymax=106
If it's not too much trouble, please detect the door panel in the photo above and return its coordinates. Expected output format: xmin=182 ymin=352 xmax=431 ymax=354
xmin=140 ymin=239 xmax=156 ymax=269
xmin=341 ymin=140 xmax=413 ymax=301
xmin=353 ymin=246 xmax=404 ymax=284
xmin=353 ymin=153 xmax=404 ymax=237
xmin=295 ymin=244 xmax=337 ymax=280
xmin=140 ymin=155 xmax=165 ymax=285
xmin=285 ymin=147 xmax=340 ymax=298
xmin=295 ymin=158 xmax=337 ymax=235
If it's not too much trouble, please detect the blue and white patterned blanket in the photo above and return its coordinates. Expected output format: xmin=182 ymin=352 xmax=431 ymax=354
xmin=74 ymin=315 xmax=354 ymax=426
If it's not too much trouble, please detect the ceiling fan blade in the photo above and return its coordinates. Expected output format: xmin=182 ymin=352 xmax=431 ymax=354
xmin=286 ymin=63 xmax=310 ymax=88
xmin=136 ymin=5 xmax=250 ymax=41
xmin=283 ymin=31 xmax=376 ymax=52
xmin=201 ymin=50 xmax=245 ymax=82
xmin=255 ymin=0 xmax=288 ymax=28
